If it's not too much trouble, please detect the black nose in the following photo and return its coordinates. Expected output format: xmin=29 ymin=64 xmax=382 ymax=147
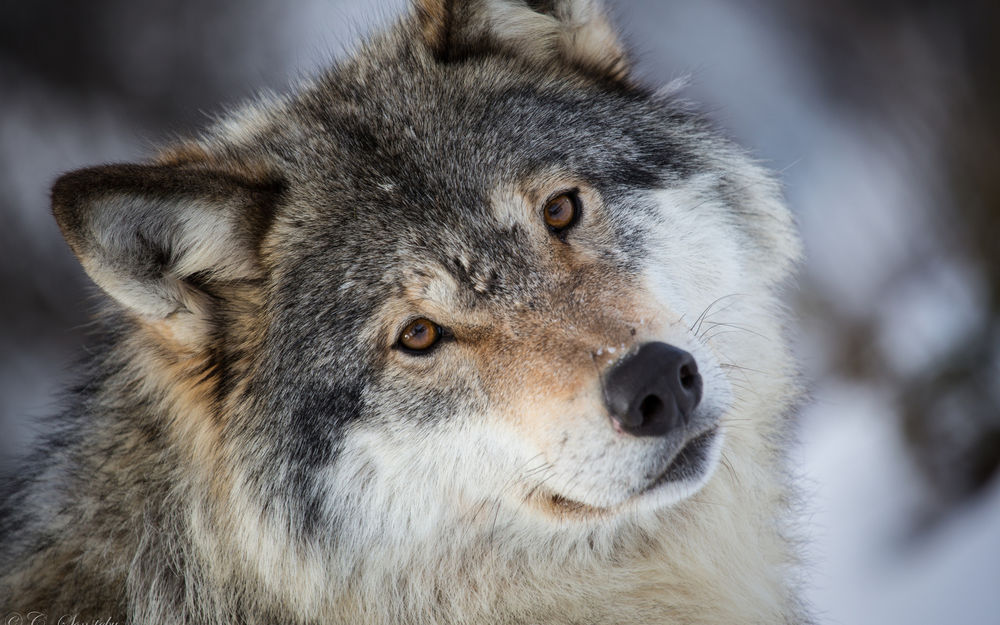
xmin=602 ymin=342 xmax=703 ymax=437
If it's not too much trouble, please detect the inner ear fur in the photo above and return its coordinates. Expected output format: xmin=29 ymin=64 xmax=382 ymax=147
xmin=415 ymin=0 xmax=629 ymax=81
xmin=51 ymin=159 xmax=284 ymax=321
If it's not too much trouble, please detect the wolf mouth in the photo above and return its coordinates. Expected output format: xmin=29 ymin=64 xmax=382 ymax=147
xmin=537 ymin=426 xmax=722 ymax=518
xmin=638 ymin=426 xmax=720 ymax=496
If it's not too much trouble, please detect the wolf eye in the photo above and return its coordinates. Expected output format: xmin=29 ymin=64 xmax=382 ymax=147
xmin=398 ymin=318 xmax=442 ymax=353
xmin=543 ymin=191 xmax=580 ymax=233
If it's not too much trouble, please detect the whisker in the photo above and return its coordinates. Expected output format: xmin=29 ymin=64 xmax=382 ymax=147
xmin=691 ymin=293 xmax=748 ymax=337
xmin=698 ymin=320 xmax=768 ymax=341
xmin=701 ymin=329 xmax=751 ymax=344
xmin=719 ymin=362 xmax=771 ymax=376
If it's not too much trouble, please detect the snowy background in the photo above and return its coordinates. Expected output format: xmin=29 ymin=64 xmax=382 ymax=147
xmin=2 ymin=1 xmax=998 ymax=623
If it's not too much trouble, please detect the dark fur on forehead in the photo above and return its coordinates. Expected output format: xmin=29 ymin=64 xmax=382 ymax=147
xmin=251 ymin=54 xmax=711 ymax=327
xmin=287 ymin=69 xmax=701 ymax=199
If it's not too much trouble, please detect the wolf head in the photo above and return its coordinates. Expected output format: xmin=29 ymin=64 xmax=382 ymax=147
xmin=51 ymin=0 xmax=801 ymax=621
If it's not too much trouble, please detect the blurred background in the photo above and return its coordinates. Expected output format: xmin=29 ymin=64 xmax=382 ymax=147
xmin=1 ymin=1 xmax=997 ymax=622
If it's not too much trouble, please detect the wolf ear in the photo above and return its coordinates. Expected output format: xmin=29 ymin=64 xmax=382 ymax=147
xmin=51 ymin=160 xmax=283 ymax=321
xmin=415 ymin=0 xmax=629 ymax=81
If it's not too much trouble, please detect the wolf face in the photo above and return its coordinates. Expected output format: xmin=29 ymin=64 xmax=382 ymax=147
xmin=4 ymin=0 xmax=804 ymax=622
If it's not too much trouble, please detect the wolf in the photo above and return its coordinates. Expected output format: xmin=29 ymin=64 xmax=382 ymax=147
xmin=0 ymin=0 xmax=806 ymax=623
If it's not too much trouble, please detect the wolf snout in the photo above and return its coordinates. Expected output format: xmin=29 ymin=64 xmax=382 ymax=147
xmin=602 ymin=342 xmax=704 ymax=437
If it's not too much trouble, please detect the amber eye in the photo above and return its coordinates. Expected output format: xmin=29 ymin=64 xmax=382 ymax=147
xmin=398 ymin=318 xmax=441 ymax=353
xmin=543 ymin=191 xmax=579 ymax=232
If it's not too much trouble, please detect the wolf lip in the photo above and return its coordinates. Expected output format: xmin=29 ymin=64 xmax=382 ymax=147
xmin=641 ymin=427 xmax=720 ymax=493
xmin=542 ymin=426 xmax=722 ymax=517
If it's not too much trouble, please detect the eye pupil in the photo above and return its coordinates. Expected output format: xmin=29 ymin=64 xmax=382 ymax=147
xmin=400 ymin=318 xmax=441 ymax=352
xmin=543 ymin=192 xmax=578 ymax=231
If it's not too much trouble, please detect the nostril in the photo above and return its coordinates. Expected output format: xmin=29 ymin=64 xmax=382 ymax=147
xmin=679 ymin=364 xmax=697 ymax=390
xmin=675 ymin=359 xmax=703 ymax=422
xmin=638 ymin=395 xmax=663 ymax=422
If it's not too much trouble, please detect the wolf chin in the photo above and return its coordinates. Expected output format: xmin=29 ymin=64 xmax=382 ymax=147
xmin=0 ymin=0 xmax=808 ymax=623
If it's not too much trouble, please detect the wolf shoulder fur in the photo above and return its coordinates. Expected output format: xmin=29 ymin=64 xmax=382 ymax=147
xmin=0 ymin=0 xmax=809 ymax=623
